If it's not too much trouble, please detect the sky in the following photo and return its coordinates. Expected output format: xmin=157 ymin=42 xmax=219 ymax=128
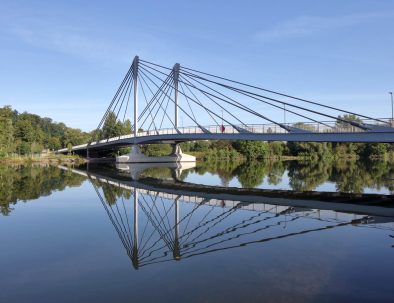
xmin=1 ymin=0 xmax=394 ymax=131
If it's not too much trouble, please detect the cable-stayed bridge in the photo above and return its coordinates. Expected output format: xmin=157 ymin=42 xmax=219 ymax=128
xmin=57 ymin=56 xmax=394 ymax=158
xmin=62 ymin=166 xmax=394 ymax=270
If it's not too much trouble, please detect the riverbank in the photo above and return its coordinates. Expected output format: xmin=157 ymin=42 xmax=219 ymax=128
xmin=0 ymin=154 xmax=87 ymax=165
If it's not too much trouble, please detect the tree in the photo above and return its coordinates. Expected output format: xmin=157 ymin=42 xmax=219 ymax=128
xmin=336 ymin=114 xmax=362 ymax=131
xmin=363 ymin=143 xmax=389 ymax=158
xmin=122 ymin=119 xmax=132 ymax=135
xmin=63 ymin=128 xmax=88 ymax=146
xmin=235 ymin=161 xmax=268 ymax=188
xmin=67 ymin=143 xmax=73 ymax=154
xmin=287 ymin=141 xmax=332 ymax=159
xmin=192 ymin=141 xmax=210 ymax=152
xmin=102 ymin=112 xmax=122 ymax=138
xmin=233 ymin=140 xmax=268 ymax=160
xmin=48 ymin=137 xmax=61 ymax=150
xmin=268 ymin=142 xmax=285 ymax=157
xmin=18 ymin=142 xmax=31 ymax=155
xmin=15 ymin=119 xmax=35 ymax=143
xmin=0 ymin=106 xmax=14 ymax=153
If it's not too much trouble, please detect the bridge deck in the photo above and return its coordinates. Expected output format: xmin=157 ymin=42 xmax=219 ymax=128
xmin=58 ymin=120 xmax=394 ymax=153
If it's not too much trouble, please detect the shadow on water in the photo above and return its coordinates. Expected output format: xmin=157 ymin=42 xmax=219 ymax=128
xmin=60 ymin=161 xmax=394 ymax=270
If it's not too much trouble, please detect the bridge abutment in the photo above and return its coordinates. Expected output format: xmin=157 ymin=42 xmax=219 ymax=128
xmin=116 ymin=144 xmax=196 ymax=163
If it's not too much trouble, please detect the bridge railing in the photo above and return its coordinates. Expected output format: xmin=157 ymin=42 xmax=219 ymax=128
xmin=135 ymin=118 xmax=391 ymax=136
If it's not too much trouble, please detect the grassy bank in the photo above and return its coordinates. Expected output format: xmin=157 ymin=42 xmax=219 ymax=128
xmin=0 ymin=154 xmax=86 ymax=165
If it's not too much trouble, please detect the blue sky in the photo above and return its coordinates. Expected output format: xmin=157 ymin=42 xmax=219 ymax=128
xmin=1 ymin=0 xmax=393 ymax=131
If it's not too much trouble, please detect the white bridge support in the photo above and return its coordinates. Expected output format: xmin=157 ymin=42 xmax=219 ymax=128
xmin=115 ymin=144 xmax=196 ymax=163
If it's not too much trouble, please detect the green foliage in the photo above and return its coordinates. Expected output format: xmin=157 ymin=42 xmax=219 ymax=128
xmin=362 ymin=143 xmax=389 ymax=158
xmin=287 ymin=142 xmax=333 ymax=159
xmin=0 ymin=106 xmax=14 ymax=153
xmin=118 ymin=147 xmax=131 ymax=155
xmin=192 ymin=141 xmax=211 ymax=152
xmin=64 ymin=128 xmax=89 ymax=146
xmin=233 ymin=140 xmax=269 ymax=160
xmin=0 ymin=105 xmax=90 ymax=155
xmin=99 ymin=112 xmax=132 ymax=140
xmin=48 ymin=137 xmax=61 ymax=150
xmin=141 ymin=144 xmax=172 ymax=156
xmin=267 ymin=142 xmax=285 ymax=157
xmin=0 ymin=150 xmax=7 ymax=159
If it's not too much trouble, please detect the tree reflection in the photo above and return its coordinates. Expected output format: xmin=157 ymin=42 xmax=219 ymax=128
xmin=235 ymin=161 xmax=286 ymax=188
xmin=0 ymin=164 xmax=86 ymax=216
xmin=189 ymin=159 xmax=394 ymax=193
xmin=288 ymin=160 xmax=333 ymax=191
xmin=330 ymin=160 xmax=394 ymax=193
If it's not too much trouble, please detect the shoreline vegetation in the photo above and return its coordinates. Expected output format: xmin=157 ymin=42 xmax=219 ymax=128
xmin=151 ymin=140 xmax=394 ymax=162
xmin=1 ymin=105 xmax=394 ymax=164
xmin=0 ymin=154 xmax=86 ymax=165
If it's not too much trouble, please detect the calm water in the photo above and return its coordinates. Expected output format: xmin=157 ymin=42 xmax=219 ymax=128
xmin=1 ymin=161 xmax=394 ymax=303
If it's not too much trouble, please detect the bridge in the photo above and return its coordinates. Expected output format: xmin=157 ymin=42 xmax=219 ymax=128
xmin=61 ymin=165 xmax=394 ymax=269
xmin=57 ymin=56 xmax=394 ymax=160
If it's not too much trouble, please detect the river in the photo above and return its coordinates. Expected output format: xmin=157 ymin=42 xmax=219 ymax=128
xmin=0 ymin=160 xmax=393 ymax=302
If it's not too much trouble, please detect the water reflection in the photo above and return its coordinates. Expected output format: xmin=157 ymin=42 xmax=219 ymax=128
xmin=0 ymin=164 xmax=86 ymax=216
xmin=76 ymin=164 xmax=394 ymax=270
xmin=1 ymin=163 xmax=394 ymax=302
xmin=185 ymin=159 xmax=394 ymax=193
xmin=116 ymin=162 xmax=196 ymax=180
xmin=2 ymin=159 xmax=394 ymax=218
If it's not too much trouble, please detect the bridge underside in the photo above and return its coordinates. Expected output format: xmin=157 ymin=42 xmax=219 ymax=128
xmin=62 ymin=131 xmax=394 ymax=156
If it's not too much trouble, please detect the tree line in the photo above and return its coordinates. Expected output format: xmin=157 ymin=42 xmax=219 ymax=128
xmin=179 ymin=139 xmax=394 ymax=160
xmin=0 ymin=106 xmax=91 ymax=156
xmin=0 ymin=106 xmax=132 ymax=156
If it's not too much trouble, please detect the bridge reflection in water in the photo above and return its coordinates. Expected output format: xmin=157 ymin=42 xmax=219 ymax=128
xmin=67 ymin=164 xmax=394 ymax=270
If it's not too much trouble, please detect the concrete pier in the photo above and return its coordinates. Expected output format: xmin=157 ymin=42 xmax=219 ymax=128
xmin=116 ymin=145 xmax=196 ymax=163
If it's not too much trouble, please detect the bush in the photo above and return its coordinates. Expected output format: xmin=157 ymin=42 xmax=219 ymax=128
xmin=0 ymin=150 xmax=7 ymax=158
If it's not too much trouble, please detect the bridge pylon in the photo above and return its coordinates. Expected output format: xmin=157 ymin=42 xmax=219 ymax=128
xmin=132 ymin=189 xmax=139 ymax=269
xmin=173 ymin=63 xmax=180 ymax=129
xmin=173 ymin=196 xmax=181 ymax=261
xmin=132 ymin=56 xmax=139 ymax=138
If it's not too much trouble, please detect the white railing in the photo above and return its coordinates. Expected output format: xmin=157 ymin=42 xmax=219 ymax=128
xmin=134 ymin=118 xmax=392 ymax=137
